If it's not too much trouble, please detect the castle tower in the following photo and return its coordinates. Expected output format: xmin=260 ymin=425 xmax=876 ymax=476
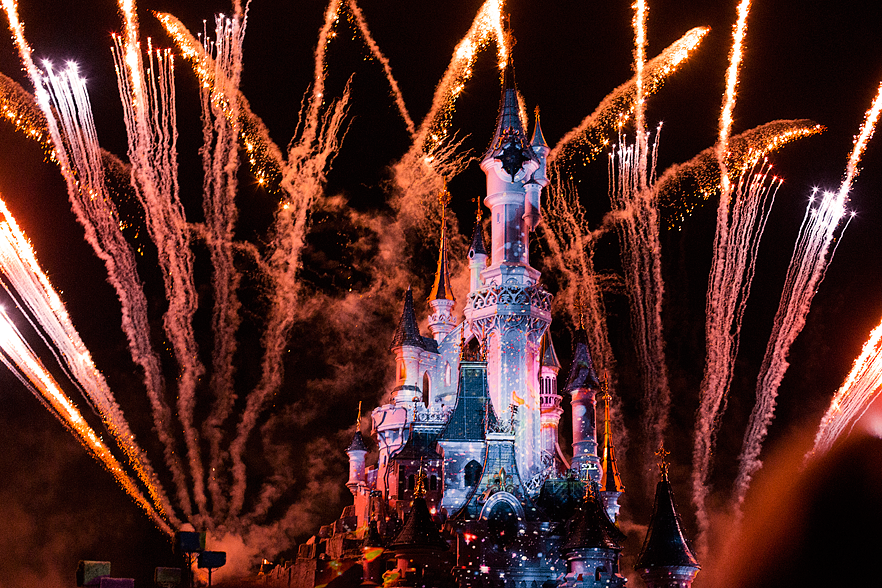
xmin=428 ymin=187 xmax=456 ymax=342
xmin=465 ymin=60 xmax=553 ymax=482
xmin=538 ymin=330 xmax=564 ymax=467
xmin=599 ymin=385 xmax=625 ymax=522
xmin=390 ymin=287 xmax=426 ymax=405
xmin=565 ymin=327 xmax=602 ymax=484
xmin=636 ymin=449 xmax=700 ymax=588
xmin=561 ymin=483 xmax=627 ymax=588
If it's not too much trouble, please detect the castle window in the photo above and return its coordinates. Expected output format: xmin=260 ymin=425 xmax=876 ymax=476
xmin=464 ymin=460 xmax=481 ymax=487
xmin=408 ymin=474 xmax=415 ymax=490
xmin=423 ymin=373 xmax=430 ymax=405
xmin=430 ymin=475 xmax=438 ymax=491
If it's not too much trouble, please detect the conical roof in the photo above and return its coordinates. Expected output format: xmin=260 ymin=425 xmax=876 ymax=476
xmin=429 ymin=203 xmax=455 ymax=302
xmin=562 ymin=484 xmax=626 ymax=552
xmin=600 ymin=391 xmax=625 ymax=493
xmin=468 ymin=220 xmax=487 ymax=257
xmin=390 ymin=287 xmax=425 ymax=350
xmin=346 ymin=430 xmax=368 ymax=453
xmin=539 ymin=330 xmax=561 ymax=370
xmin=564 ymin=328 xmax=600 ymax=391
xmin=635 ymin=475 xmax=700 ymax=571
xmin=389 ymin=497 xmax=448 ymax=552
xmin=482 ymin=62 xmax=535 ymax=179
xmin=531 ymin=107 xmax=548 ymax=149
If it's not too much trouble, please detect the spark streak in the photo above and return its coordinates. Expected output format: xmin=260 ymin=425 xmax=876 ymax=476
xmin=739 ymin=82 xmax=882 ymax=490
xmin=812 ymin=317 xmax=882 ymax=456
xmin=550 ymin=26 xmax=709 ymax=168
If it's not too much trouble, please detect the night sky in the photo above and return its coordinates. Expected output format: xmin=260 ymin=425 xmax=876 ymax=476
xmin=1 ymin=0 xmax=881 ymax=586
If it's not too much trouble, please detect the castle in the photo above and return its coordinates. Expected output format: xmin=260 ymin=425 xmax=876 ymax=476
xmin=281 ymin=64 xmax=699 ymax=588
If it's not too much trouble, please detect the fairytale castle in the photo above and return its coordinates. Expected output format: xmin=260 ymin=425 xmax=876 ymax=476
xmin=280 ymin=65 xmax=699 ymax=588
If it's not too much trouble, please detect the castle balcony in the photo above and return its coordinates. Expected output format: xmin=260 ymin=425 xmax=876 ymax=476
xmin=464 ymin=282 xmax=553 ymax=342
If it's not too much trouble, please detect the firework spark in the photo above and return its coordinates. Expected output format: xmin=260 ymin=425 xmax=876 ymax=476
xmin=745 ymin=82 xmax=882 ymax=480
xmin=550 ymin=26 xmax=709 ymax=170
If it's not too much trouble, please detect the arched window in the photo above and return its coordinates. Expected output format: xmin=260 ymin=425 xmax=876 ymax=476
xmin=408 ymin=474 xmax=415 ymax=490
xmin=422 ymin=372 xmax=430 ymax=405
xmin=464 ymin=460 xmax=482 ymax=487
xmin=430 ymin=475 xmax=438 ymax=491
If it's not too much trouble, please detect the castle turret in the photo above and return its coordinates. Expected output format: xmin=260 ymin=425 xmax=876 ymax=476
xmin=467 ymin=213 xmax=488 ymax=294
xmin=346 ymin=426 xmax=369 ymax=497
xmin=428 ymin=187 xmax=456 ymax=342
xmin=561 ymin=483 xmax=627 ymax=588
xmin=636 ymin=448 xmax=700 ymax=588
xmin=391 ymin=287 xmax=426 ymax=405
xmin=524 ymin=107 xmax=550 ymax=231
xmin=565 ymin=327 xmax=602 ymax=484
xmin=599 ymin=385 xmax=625 ymax=522
xmin=539 ymin=330 xmax=564 ymax=467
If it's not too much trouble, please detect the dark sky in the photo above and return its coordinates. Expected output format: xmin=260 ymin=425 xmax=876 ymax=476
xmin=0 ymin=0 xmax=881 ymax=586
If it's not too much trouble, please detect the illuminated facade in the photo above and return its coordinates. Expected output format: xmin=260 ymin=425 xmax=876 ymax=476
xmin=282 ymin=65 xmax=699 ymax=588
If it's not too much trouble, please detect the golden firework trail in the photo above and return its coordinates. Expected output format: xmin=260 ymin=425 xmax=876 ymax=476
xmin=812 ymin=317 xmax=882 ymax=456
xmin=549 ymin=26 xmax=709 ymax=169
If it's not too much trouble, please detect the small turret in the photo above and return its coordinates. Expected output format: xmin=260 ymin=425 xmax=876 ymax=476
xmin=539 ymin=330 xmax=564 ymax=468
xmin=428 ymin=187 xmax=456 ymax=342
xmin=565 ymin=314 xmax=602 ymax=484
xmin=524 ymin=106 xmax=550 ymax=231
xmin=636 ymin=448 xmax=701 ymax=588
xmin=391 ymin=287 xmax=426 ymax=404
xmin=346 ymin=402 xmax=369 ymax=496
xmin=467 ymin=211 xmax=488 ymax=294
xmin=599 ymin=383 xmax=625 ymax=522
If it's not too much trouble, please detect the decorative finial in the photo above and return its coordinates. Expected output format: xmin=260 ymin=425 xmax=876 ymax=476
xmin=459 ymin=324 xmax=466 ymax=360
xmin=656 ymin=445 xmax=670 ymax=481
xmin=600 ymin=372 xmax=611 ymax=403
xmin=534 ymin=105 xmax=541 ymax=122
xmin=414 ymin=460 xmax=427 ymax=498
xmin=356 ymin=401 xmax=362 ymax=431
xmin=438 ymin=182 xmax=451 ymax=209
xmin=583 ymin=479 xmax=597 ymax=501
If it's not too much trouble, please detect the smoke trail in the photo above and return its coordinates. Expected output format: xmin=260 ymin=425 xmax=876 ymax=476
xmin=734 ymin=81 xmax=882 ymax=507
xmin=198 ymin=9 xmax=248 ymax=523
xmin=812 ymin=316 xmax=882 ymax=456
xmin=226 ymin=0 xmax=351 ymax=521
xmin=114 ymin=0 xmax=207 ymax=522
xmin=0 ymin=306 xmax=172 ymax=536
xmin=346 ymin=0 xmax=415 ymax=137
xmin=550 ymin=27 xmax=709 ymax=169
xmin=609 ymin=131 xmax=670 ymax=483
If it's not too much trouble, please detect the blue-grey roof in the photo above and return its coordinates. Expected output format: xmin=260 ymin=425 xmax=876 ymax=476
xmin=390 ymin=287 xmax=425 ymax=350
xmin=438 ymin=360 xmax=498 ymax=442
xmin=635 ymin=477 xmax=700 ymax=570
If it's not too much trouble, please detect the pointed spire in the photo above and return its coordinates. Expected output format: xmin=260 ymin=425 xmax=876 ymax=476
xmin=600 ymin=382 xmax=625 ymax=493
xmin=468 ymin=207 xmax=487 ymax=257
xmin=429 ymin=185 xmax=455 ymax=302
xmin=539 ymin=329 xmax=561 ymax=370
xmin=482 ymin=52 xmax=535 ymax=179
xmin=562 ymin=481 xmax=626 ymax=552
xmin=391 ymin=287 xmax=425 ymax=350
xmin=531 ymin=106 xmax=548 ymax=149
xmin=413 ymin=461 xmax=428 ymax=498
xmin=565 ymin=327 xmax=600 ymax=392
xmin=635 ymin=449 xmax=700 ymax=572
xmin=389 ymin=496 xmax=448 ymax=551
